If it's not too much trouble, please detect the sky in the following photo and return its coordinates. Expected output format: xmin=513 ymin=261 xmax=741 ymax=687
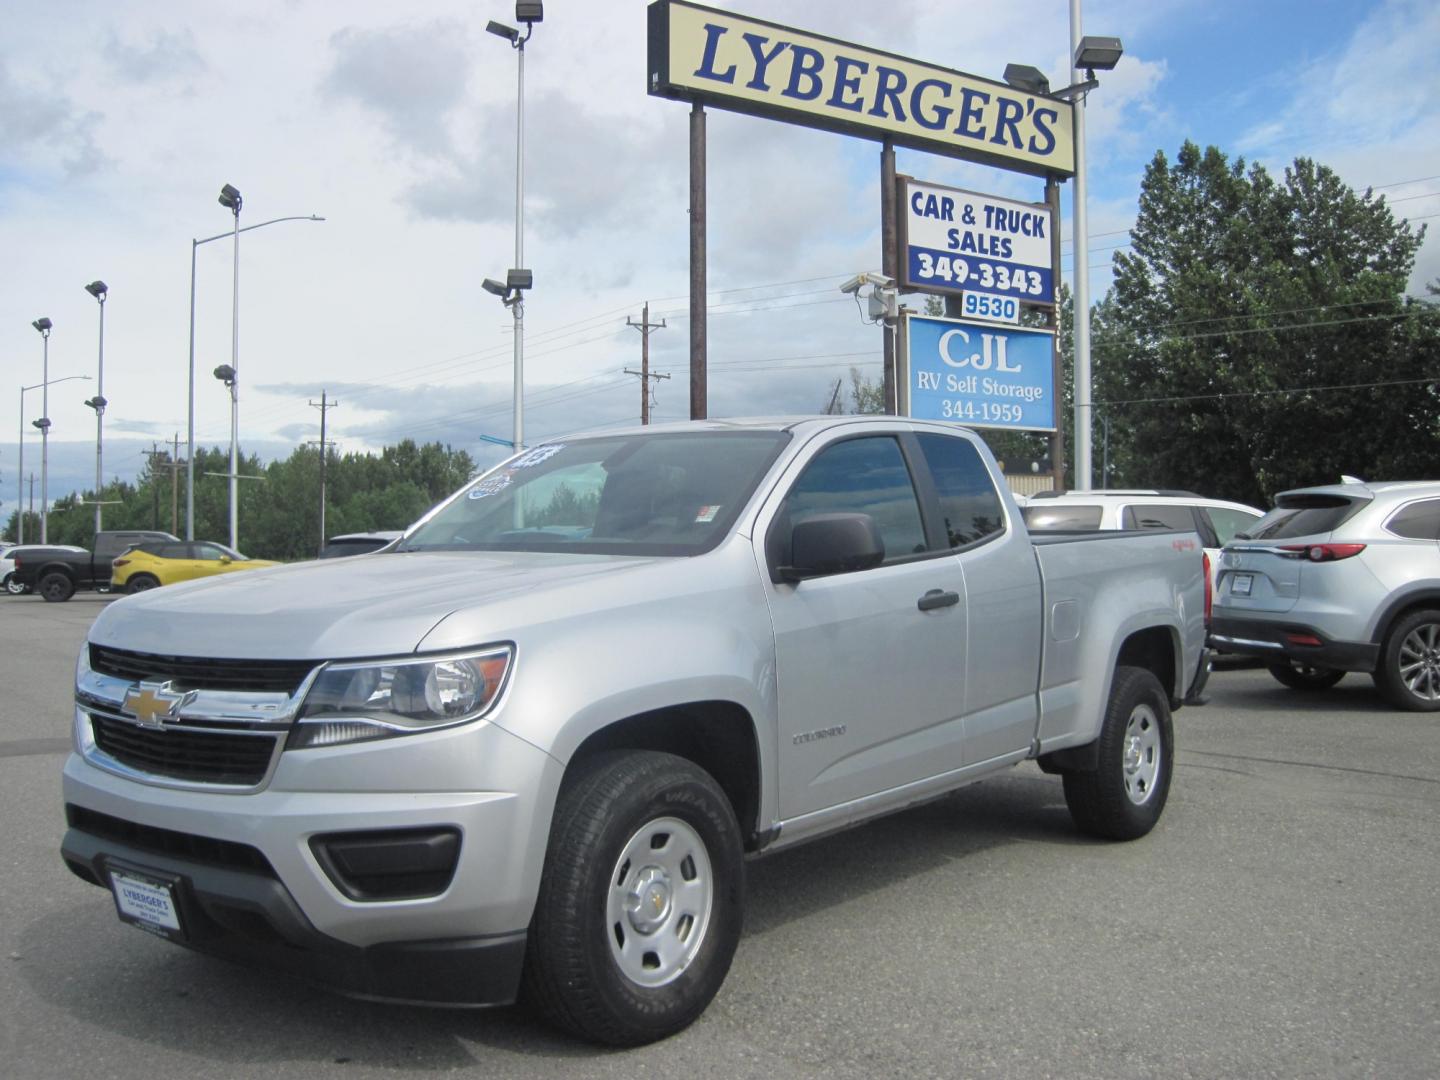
xmin=3 ymin=0 xmax=1437 ymax=516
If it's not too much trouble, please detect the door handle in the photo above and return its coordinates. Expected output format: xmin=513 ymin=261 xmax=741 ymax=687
xmin=917 ymin=588 xmax=960 ymax=611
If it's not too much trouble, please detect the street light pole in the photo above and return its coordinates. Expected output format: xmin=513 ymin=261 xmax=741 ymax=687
xmin=186 ymin=212 xmax=324 ymax=541
xmin=18 ymin=373 xmax=88 ymax=545
xmin=84 ymin=281 xmax=109 ymax=534
xmin=217 ymin=183 xmax=243 ymax=550
xmin=486 ymin=3 xmax=542 ymax=452
xmin=30 ymin=318 xmax=53 ymax=542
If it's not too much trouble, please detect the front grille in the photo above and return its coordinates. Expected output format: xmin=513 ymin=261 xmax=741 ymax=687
xmin=66 ymin=804 xmax=277 ymax=877
xmin=90 ymin=643 xmax=316 ymax=695
xmin=90 ymin=714 xmax=278 ymax=785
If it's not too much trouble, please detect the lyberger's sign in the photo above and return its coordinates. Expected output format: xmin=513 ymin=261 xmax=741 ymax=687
xmin=647 ymin=1 xmax=1075 ymax=178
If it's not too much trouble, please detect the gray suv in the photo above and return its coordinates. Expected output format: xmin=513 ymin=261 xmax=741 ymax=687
xmin=1210 ymin=481 xmax=1440 ymax=710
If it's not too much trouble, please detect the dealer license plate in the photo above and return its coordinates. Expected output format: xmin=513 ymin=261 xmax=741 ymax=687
xmin=110 ymin=867 xmax=182 ymax=937
xmin=1230 ymin=573 xmax=1254 ymax=597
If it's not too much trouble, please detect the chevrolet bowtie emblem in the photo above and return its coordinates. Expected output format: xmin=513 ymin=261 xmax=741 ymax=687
xmin=122 ymin=681 xmax=195 ymax=729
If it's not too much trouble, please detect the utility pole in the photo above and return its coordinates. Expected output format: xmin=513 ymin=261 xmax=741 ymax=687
xmin=309 ymin=392 xmax=338 ymax=555
xmin=625 ymin=303 xmax=670 ymax=425
xmin=142 ymin=443 xmax=168 ymax=530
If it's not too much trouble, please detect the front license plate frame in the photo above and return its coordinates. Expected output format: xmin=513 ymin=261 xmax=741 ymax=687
xmin=108 ymin=863 xmax=186 ymax=942
xmin=1231 ymin=573 xmax=1254 ymax=597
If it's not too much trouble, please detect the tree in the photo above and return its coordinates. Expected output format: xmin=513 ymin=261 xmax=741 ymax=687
xmin=1095 ymin=141 xmax=1437 ymax=504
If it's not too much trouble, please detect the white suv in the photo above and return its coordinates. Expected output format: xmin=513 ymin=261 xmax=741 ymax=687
xmin=1021 ymin=490 xmax=1263 ymax=589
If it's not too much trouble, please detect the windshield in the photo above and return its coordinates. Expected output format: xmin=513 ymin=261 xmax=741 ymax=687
xmin=400 ymin=430 xmax=791 ymax=556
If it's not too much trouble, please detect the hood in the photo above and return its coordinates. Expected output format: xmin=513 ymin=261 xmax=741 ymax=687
xmin=90 ymin=550 xmax=661 ymax=660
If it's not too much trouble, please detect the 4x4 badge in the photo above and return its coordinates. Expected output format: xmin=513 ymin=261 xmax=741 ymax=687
xmin=122 ymin=681 xmax=195 ymax=729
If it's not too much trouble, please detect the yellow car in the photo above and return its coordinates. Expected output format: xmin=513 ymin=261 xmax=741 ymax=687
xmin=111 ymin=540 xmax=279 ymax=593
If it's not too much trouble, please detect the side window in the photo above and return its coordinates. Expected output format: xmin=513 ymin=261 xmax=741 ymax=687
xmin=1204 ymin=507 xmax=1262 ymax=546
xmin=781 ymin=436 xmax=928 ymax=565
xmin=914 ymin=433 xmax=1004 ymax=547
xmin=190 ymin=543 xmax=225 ymax=560
xmin=157 ymin=543 xmax=189 ymax=559
xmin=1122 ymin=504 xmax=1196 ymax=532
xmin=1385 ymin=499 xmax=1440 ymax=540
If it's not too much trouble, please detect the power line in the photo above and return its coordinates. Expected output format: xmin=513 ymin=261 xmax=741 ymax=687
xmin=1097 ymin=375 xmax=1438 ymax=408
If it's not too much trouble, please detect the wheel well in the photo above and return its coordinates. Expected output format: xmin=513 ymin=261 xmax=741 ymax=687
xmin=1373 ymin=592 xmax=1440 ymax=646
xmin=568 ymin=702 xmax=762 ymax=849
xmin=1116 ymin=626 xmax=1178 ymax=702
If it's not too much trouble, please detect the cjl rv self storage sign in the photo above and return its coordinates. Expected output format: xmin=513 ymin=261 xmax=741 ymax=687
xmin=906 ymin=314 xmax=1055 ymax=432
xmin=900 ymin=179 xmax=1054 ymax=304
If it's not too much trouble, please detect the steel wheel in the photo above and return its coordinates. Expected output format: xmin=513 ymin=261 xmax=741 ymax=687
xmin=1121 ymin=703 xmax=1162 ymax=806
xmin=605 ymin=816 xmax=714 ymax=988
xmin=1397 ymin=621 xmax=1440 ymax=703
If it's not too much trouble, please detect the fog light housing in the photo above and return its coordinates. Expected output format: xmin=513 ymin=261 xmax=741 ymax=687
xmin=310 ymin=827 xmax=461 ymax=901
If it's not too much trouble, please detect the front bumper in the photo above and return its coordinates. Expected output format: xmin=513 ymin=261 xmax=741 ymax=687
xmin=60 ymin=713 xmax=564 ymax=1006
xmin=1208 ymin=615 xmax=1379 ymax=673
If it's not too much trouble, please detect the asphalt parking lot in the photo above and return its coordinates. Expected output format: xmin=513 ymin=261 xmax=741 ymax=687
xmin=2 ymin=593 xmax=1437 ymax=1079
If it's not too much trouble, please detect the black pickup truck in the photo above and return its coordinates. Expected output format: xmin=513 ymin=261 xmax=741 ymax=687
xmin=10 ymin=530 xmax=178 ymax=601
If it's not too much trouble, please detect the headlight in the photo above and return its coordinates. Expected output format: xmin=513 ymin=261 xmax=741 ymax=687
xmin=288 ymin=646 xmax=513 ymax=749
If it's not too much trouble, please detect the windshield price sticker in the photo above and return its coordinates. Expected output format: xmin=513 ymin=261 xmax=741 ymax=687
xmin=905 ymin=315 xmax=1055 ymax=432
xmin=960 ymin=291 xmax=1020 ymax=324
xmin=901 ymin=180 xmax=1054 ymax=304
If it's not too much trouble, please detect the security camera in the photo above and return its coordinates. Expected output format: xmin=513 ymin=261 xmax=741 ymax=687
xmin=838 ymin=271 xmax=893 ymax=295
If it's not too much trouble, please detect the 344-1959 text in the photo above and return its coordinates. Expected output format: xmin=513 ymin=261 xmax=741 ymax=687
xmin=939 ymin=400 xmax=1024 ymax=423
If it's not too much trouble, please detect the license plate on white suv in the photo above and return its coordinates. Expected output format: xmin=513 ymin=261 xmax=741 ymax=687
xmin=1230 ymin=573 xmax=1254 ymax=597
xmin=109 ymin=867 xmax=183 ymax=938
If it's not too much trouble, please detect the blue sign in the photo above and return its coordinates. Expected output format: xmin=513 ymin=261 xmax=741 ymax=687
xmin=906 ymin=315 xmax=1055 ymax=432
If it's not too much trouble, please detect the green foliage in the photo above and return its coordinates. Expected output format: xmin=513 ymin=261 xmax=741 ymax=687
xmin=5 ymin=439 xmax=476 ymax=560
xmin=1095 ymin=141 xmax=1437 ymax=504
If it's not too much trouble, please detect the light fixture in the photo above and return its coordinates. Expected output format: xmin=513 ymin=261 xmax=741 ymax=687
xmin=218 ymin=183 xmax=242 ymax=211
xmin=32 ymin=317 xmax=52 ymax=333
xmin=482 ymin=277 xmax=509 ymax=297
xmin=1075 ymin=35 xmax=1124 ymax=72
xmin=1002 ymin=64 xmax=1050 ymax=96
xmin=515 ymin=1 xmax=543 ymax=23
xmin=213 ymin=363 xmax=236 ymax=386
xmin=506 ymin=268 xmax=533 ymax=291
xmin=486 ymin=20 xmax=519 ymax=42
xmin=84 ymin=395 xmax=108 ymax=412
xmin=32 ymin=417 xmax=51 ymax=431
xmin=85 ymin=280 xmax=108 ymax=299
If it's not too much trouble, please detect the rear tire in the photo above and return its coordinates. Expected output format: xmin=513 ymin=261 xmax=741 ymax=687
xmin=126 ymin=574 xmax=161 ymax=594
xmin=1063 ymin=666 xmax=1174 ymax=841
xmin=38 ymin=572 xmax=75 ymax=603
xmin=522 ymin=750 xmax=744 ymax=1046
xmin=1267 ymin=661 xmax=1345 ymax=691
xmin=1375 ymin=608 xmax=1440 ymax=712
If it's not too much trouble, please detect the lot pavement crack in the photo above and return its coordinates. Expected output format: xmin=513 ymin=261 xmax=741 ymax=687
xmin=1182 ymin=748 xmax=1439 ymax=786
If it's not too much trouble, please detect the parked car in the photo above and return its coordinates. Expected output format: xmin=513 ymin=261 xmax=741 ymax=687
xmin=1210 ymin=480 xmax=1440 ymax=710
xmin=111 ymin=540 xmax=280 ymax=593
xmin=9 ymin=531 xmax=179 ymax=601
xmin=3 ymin=544 xmax=87 ymax=595
xmin=317 ymin=530 xmax=403 ymax=558
xmin=1021 ymin=489 xmax=1263 ymax=590
xmin=60 ymin=417 xmax=1209 ymax=1045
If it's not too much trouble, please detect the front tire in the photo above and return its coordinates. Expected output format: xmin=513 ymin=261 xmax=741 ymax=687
xmin=1267 ymin=660 xmax=1345 ymax=691
xmin=38 ymin=572 xmax=75 ymax=602
xmin=1063 ymin=666 xmax=1174 ymax=841
xmin=3 ymin=573 xmax=27 ymax=596
xmin=523 ymin=750 xmax=744 ymax=1046
xmin=1375 ymin=608 xmax=1440 ymax=712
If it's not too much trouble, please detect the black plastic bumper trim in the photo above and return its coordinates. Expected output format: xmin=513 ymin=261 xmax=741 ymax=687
xmin=61 ymin=824 xmax=526 ymax=1007
xmin=1208 ymin=616 xmax=1379 ymax=672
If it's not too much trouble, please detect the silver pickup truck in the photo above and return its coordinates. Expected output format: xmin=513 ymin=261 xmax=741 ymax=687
xmin=61 ymin=417 xmax=1209 ymax=1045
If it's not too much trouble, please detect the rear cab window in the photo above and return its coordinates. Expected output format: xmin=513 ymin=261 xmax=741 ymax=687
xmin=913 ymin=433 xmax=1004 ymax=548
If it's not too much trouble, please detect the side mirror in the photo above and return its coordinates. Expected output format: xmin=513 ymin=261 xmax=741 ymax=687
xmin=778 ymin=513 xmax=885 ymax=582
xmin=219 ymin=555 xmax=232 ymax=564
